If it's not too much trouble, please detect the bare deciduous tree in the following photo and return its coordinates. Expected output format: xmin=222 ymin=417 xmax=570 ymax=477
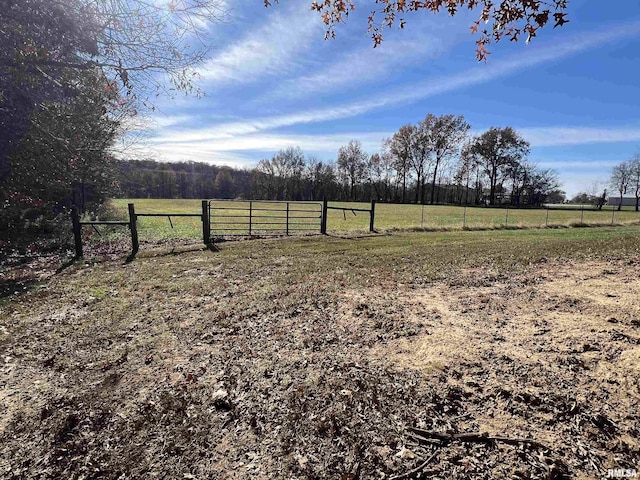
xmin=338 ymin=140 xmax=368 ymax=200
xmin=628 ymin=154 xmax=640 ymax=211
xmin=385 ymin=125 xmax=414 ymax=203
xmin=610 ymin=161 xmax=632 ymax=211
xmin=424 ymin=114 xmax=470 ymax=204
xmin=468 ymin=127 xmax=530 ymax=205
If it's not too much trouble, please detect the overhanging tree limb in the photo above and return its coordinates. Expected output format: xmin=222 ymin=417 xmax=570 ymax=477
xmin=266 ymin=0 xmax=569 ymax=60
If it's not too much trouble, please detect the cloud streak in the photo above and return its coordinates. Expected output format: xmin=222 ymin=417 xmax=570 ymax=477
xmin=137 ymin=124 xmax=640 ymax=167
xmin=266 ymin=35 xmax=451 ymax=101
xmin=191 ymin=19 xmax=640 ymax=137
xmin=197 ymin=5 xmax=323 ymax=85
xmin=521 ymin=126 xmax=640 ymax=147
xmin=140 ymin=131 xmax=390 ymax=161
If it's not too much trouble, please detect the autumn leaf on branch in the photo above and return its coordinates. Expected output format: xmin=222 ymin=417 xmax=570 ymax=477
xmin=266 ymin=0 xmax=569 ymax=61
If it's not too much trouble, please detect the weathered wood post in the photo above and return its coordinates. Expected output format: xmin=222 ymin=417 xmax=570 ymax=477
xmin=580 ymin=204 xmax=584 ymax=224
xmin=369 ymin=199 xmax=376 ymax=232
xmin=201 ymin=200 xmax=210 ymax=245
xmin=505 ymin=206 xmax=509 ymax=226
xmin=128 ymin=203 xmax=139 ymax=257
xmin=321 ymin=198 xmax=328 ymax=234
xmin=249 ymin=200 xmax=253 ymax=236
xmin=71 ymin=206 xmax=83 ymax=259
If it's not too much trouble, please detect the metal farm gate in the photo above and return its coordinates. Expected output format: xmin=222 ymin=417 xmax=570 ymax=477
xmin=208 ymin=200 xmax=323 ymax=238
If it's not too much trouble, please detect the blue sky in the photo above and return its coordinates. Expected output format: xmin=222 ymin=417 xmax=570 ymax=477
xmin=134 ymin=0 xmax=640 ymax=198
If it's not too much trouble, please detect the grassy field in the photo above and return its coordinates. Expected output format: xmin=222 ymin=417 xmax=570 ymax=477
xmin=109 ymin=198 xmax=640 ymax=241
xmin=2 ymin=227 xmax=640 ymax=478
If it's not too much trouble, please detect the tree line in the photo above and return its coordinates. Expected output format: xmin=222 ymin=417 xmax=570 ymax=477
xmin=250 ymin=117 xmax=563 ymax=206
xmin=111 ymin=116 xmax=564 ymax=208
xmin=116 ymin=160 xmax=251 ymax=200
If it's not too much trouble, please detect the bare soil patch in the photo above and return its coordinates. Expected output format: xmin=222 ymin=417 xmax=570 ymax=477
xmin=336 ymin=260 xmax=640 ymax=477
xmin=1 ymin=242 xmax=639 ymax=479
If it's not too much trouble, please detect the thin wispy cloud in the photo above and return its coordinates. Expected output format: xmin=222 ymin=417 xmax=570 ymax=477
xmin=143 ymin=103 xmax=388 ymax=142
xmin=267 ymin=35 xmax=451 ymax=101
xmin=198 ymin=5 xmax=323 ymax=85
xmin=138 ymin=123 xmax=640 ymax=167
xmin=145 ymin=131 xmax=389 ymax=154
xmin=537 ymin=159 xmax=623 ymax=170
xmin=126 ymin=141 xmax=257 ymax=167
xmin=178 ymin=20 xmax=640 ymax=139
xmin=521 ymin=126 xmax=640 ymax=147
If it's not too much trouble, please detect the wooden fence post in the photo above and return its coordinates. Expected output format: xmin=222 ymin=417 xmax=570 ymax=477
xmin=321 ymin=198 xmax=328 ymax=234
xmin=249 ymin=201 xmax=253 ymax=236
xmin=201 ymin=200 xmax=210 ymax=245
xmin=128 ymin=203 xmax=139 ymax=257
xmin=71 ymin=206 xmax=83 ymax=259
xmin=369 ymin=199 xmax=376 ymax=232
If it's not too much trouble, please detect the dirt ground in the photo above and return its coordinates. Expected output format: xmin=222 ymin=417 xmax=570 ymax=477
xmin=1 ymin=244 xmax=639 ymax=479
xmin=352 ymin=259 xmax=640 ymax=478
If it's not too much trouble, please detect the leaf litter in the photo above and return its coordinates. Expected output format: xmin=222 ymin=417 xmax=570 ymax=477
xmin=0 ymin=239 xmax=639 ymax=479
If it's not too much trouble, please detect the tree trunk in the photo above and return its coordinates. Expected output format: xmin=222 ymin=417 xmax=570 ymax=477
xmin=464 ymin=174 xmax=470 ymax=206
xmin=618 ymin=189 xmax=623 ymax=211
xmin=430 ymin=161 xmax=439 ymax=205
xmin=401 ymin=170 xmax=406 ymax=203
xmin=489 ymin=163 xmax=498 ymax=205
xmin=489 ymin=180 xmax=496 ymax=206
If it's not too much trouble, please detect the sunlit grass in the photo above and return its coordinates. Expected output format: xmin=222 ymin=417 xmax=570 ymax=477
xmin=109 ymin=198 xmax=640 ymax=241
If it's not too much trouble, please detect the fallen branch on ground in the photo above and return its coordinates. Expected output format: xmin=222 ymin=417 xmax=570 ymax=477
xmin=389 ymin=452 xmax=438 ymax=480
xmin=409 ymin=427 xmax=550 ymax=450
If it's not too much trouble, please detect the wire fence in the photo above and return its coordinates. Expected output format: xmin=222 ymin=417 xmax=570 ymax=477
xmin=334 ymin=202 xmax=640 ymax=231
xmin=98 ymin=199 xmax=640 ymax=249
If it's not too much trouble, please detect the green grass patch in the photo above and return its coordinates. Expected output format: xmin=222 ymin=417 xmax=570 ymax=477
xmin=109 ymin=198 xmax=640 ymax=242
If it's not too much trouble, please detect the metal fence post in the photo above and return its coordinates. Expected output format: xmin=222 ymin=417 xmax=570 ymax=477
xmin=286 ymin=202 xmax=290 ymax=236
xmin=505 ymin=206 xmax=509 ymax=226
xmin=463 ymin=204 xmax=467 ymax=228
xmin=321 ymin=198 xmax=328 ymax=234
xmin=611 ymin=206 xmax=616 ymax=225
xmin=580 ymin=204 xmax=584 ymax=224
xmin=545 ymin=207 xmax=549 ymax=227
xmin=71 ymin=206 xmax=83 ymax=259
xmin=201 ymin=200 xmax=210 ymax=245
xmin=128 ymin=203 xmax=139 ymax=257
xmin=369 ymin=199 xmax=376 ymax=232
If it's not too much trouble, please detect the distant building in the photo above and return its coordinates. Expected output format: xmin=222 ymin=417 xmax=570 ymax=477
xmin=607 ymin=196 xmax=637 ymax=207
